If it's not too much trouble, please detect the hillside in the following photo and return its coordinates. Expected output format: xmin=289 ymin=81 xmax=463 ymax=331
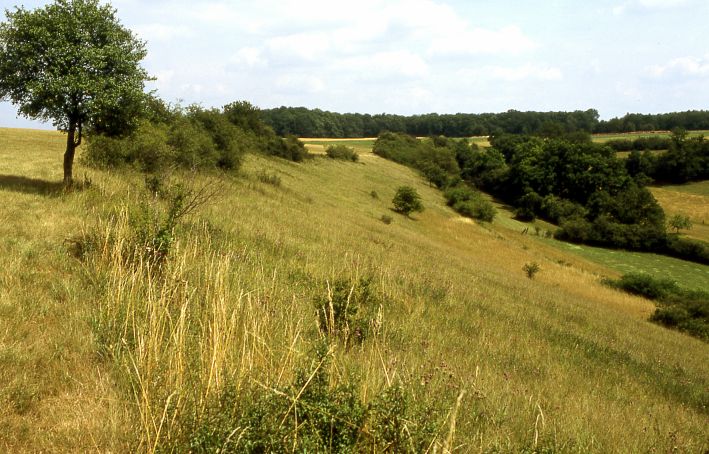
xmin=1 ymin=128 xmax=707 ymax=452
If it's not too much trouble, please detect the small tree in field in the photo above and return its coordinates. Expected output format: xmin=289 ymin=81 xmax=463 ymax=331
xmin=668 ymin=214 xmax=692 ymax=234
xmin=0 ymin=0 xmax=150 ymax=186
xmin=392 ymin=186 xmax=424 ymax=217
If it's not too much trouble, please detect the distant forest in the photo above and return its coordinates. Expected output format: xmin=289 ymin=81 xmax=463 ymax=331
xmin=260 ymin=107 xmax=709 ymax=138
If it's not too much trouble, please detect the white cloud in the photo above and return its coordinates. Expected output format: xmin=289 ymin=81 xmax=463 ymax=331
xmin=427 ymin=25 xmax=536 ymax=57
xmin=336 ymin=51 xmax=429 ymax=79
xmin=152 ymin=69 xmax=175 ymax=92
xmin=135 ymin=23 xmax=193 ymax=42
xmin=613 ymin=0 xmax=692 ymax=15
xmin=649 ymin=54 xmax=709 ymax=78
xmin=275 ymin=74 xmax=326 ymax=94
xmin=231 ymin=47 xmax=268 ymax=68
xmin=459 ymin=64 xmax=563 ymax=82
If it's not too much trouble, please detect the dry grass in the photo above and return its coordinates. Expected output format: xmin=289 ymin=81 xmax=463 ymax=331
xmin=1 ymin=127 xmax=708 ymax=452
xmin=651 ymin=183 xmax=709 ymax=242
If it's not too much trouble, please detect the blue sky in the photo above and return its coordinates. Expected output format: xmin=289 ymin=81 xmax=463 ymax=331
xmin=2 ymin=0 xmax=709 ymax=129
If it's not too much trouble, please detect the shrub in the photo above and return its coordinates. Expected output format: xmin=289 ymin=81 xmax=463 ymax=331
xmin=282 ymin=134 xmax=309 ymax=162
xmin=663 ymin=236 xmax=709 ymax=265
xmin=326 ymin=144 xmax=359 ymax=161
xmin=82 ymin=133 xmax=131 ymax=169
xmin=443 ymin=184 xmax=476 ymax=207
xmin=607 ymin=273 xmax=678 ymax=299
xmin=453 ymin=199 xmax=495 ymax=222
xmin=380 ymin=214 xmax=393 ymax=224
xmin=181 ymin=342 xmax=445 ymax=453
xmin=523 ymin=262 xmax=541 ymax=279
xmin=419 ymin=160 xmax=450 ymax=188
xmin=168 ymin=117 xmax=219 ymax=170
xmin=445 ymin=184 xmax=496 ymax=222
xmin=392 ymin=186 xmax=424 ymax=217
xmin=84 ymin=108 xmax=247 ymax=172
xmin=605 ymin=273 xmax=709 ymax=341
xmin=314 ymin=277 xmax=380 ymax=347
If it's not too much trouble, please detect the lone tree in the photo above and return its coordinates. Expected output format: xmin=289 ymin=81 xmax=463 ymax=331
xmin=0 ymin=0 xmax=150 ymax=185
xmin=392 ymin=185 xmax=424 ymax=217
xmin=668 ymin=213 xmax=692 ymax=234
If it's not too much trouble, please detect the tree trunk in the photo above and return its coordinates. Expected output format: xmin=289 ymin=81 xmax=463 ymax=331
xmin=63 ymin=120 xmax=82 ymax=186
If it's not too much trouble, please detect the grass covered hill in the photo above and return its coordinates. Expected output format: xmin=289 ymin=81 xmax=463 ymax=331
xmin=1 ymin=127 xmax=707 ymax=452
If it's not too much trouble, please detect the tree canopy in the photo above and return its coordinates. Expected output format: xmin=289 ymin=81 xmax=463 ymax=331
xmin=260 ymin=106 xmax=709 ymax=138
xmin=0 ymin=0 xmax=150 ymax=184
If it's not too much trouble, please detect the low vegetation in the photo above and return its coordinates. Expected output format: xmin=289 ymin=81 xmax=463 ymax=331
xmin=392 ymin=185 xmax=424 ymax=217
xmin=373 ymin=132 xmax=497 ymax=222
xmin=325 ymin=144 xmax=359 ymax=162
xmin=605 ymin=273 xmax=709 ymax=341
xmin=82 ymin=100 xmax=310 ymax=172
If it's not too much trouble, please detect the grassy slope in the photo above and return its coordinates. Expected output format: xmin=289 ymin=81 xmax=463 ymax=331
xmin=0 ymin=128 xmax=129 ymax=451
xmin=1 ymin=128 xmax=708 ymax=452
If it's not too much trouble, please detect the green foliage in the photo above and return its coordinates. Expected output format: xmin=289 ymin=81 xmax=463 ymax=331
xmin=314 ymin=277 xmax=380 ymax=347
xmin=419 ymin=160 xmax=451 ymax=188
xmin=392 ymin=186 xmax=424 ymax=217
xmin=607 ymin=136 xmax=671 ymax=152
xmin=84 ymin=106 xmax=247 ymax=172
xmin=650 ymin=134 xmax=709 ymax=184
xmin=83 ymin=120 xmax=174 ymax=172
xmin=0 ymin=0 xmax=150 ymax=183
xmin=261 ymin=106 xmax=601 ymax=138
xmin=514 ymin=191 xmax=543 ymax=222
xmin=444 ymin=184 xmax=496 ymax=222
xmin=264 ymin=134 xmax=310 ymax=162
xmin=605 ymin=273 xmax=679 ymax=300
xmin=540 ymin=195 xmax=587 ymax=224
xmin=168 ymin=117 xmax=220 ymax=170
xmin=129 ymin=178 xmax=219 ymax=266
xmin=605 ymin=273 xmax=709 ymax=341
xmin=380 ymin=214 xmax=393 ymax=225
xmin=668 ymin=213 xmax=692 ymax=233
xmin=326 ymin=144 xmax=359 ymax=162
xmin=663 ymin=236 xmax=709 ymax=265
xmin=372 ymin=132 xmax=460 ymax=184
xmin=179 ymin=342 xmax=443 ymax=453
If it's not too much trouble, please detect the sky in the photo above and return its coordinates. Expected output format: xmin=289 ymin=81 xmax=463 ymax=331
xmin=2 ymin=0 xmax=709 ymax=129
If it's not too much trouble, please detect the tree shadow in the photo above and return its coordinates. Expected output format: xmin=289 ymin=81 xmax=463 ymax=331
xmin=0 ymin=174 xmax=66 ymax=196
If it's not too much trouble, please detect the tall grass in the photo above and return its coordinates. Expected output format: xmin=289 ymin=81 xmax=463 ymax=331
xmin=84 ymin=208 xmax=302 ymax=449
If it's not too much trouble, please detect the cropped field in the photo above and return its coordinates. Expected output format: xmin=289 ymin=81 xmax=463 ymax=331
xmin=1 ymin=127 xmax=708 ymax=452
xmin=302 ymin=136 xmax=491 ymax=152
xmin=592 ymin=130 xmax=709 ymax=143
xmin=301 ymin=138 xmax=376 ymax=154
xmin=651 ymin=181 xmax=709 ymax=243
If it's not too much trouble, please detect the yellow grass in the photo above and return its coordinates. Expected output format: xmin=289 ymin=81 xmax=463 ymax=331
xmin=651 ymin=185 xmax=709 ymax=242
xmin=0 ymin=127 xmax=707 ymax=452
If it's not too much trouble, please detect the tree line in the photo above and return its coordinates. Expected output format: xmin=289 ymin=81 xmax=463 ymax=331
xmin=371 ymin=131 xmax=709 ymax=265
xmin=260 ymin=107 xmax=709 ymax=138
